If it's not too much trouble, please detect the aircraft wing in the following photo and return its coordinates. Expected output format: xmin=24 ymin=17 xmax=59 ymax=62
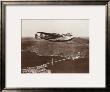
xmin=37 ymin=32 xmax=61 ymax=37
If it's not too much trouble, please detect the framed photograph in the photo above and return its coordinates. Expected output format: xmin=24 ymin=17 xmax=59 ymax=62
xmin=1 ymin=0 xmax=109 ymax=91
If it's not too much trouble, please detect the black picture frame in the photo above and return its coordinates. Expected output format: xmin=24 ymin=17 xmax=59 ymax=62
xmin=1 ymin=0 xmax=110 ymax=92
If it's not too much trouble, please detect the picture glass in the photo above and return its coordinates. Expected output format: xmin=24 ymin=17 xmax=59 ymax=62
xmin=21 ymin=19 xmax=89 ymax=73
xmin=5 ymin=5 xmax=105 ymax=88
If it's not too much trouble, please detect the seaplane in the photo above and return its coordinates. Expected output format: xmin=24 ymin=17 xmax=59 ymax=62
xmin=35 ymin=32 xmax=74 ymax=42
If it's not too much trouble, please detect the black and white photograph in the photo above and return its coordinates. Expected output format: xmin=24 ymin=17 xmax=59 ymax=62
xmin=1 ymin=1 xmax=108 ymax=89
xmin=21 ymin=19 xmax=89 ymax=73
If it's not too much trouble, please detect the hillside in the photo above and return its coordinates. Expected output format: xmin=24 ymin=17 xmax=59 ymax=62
xmin=21 ymin=37 xmax=89 ymax=73
xmin=22 ymin=37 xmax=89 ymax=58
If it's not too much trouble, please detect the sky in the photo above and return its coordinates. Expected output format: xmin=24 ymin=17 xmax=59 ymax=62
xmin=22 ymin=19 xmax=89 ymax=37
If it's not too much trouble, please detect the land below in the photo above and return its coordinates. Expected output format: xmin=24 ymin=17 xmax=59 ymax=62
xmin=21 ymin=37 xmax=89 ymax=73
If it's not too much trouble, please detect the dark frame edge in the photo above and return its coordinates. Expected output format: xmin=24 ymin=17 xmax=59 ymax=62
xmin=1 ymin=0 xmax=109 ymax=91
xmin=0 ymin=0 xmax=109 ymax=5
xmin=106 ymin=1 xmax=110 ymax=90
xmin=1 ymin=1 xmax=6 ymax=92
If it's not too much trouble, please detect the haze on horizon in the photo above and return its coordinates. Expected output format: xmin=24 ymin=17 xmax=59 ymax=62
xmin=22 ymin=19 xmax=89 ymax=38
